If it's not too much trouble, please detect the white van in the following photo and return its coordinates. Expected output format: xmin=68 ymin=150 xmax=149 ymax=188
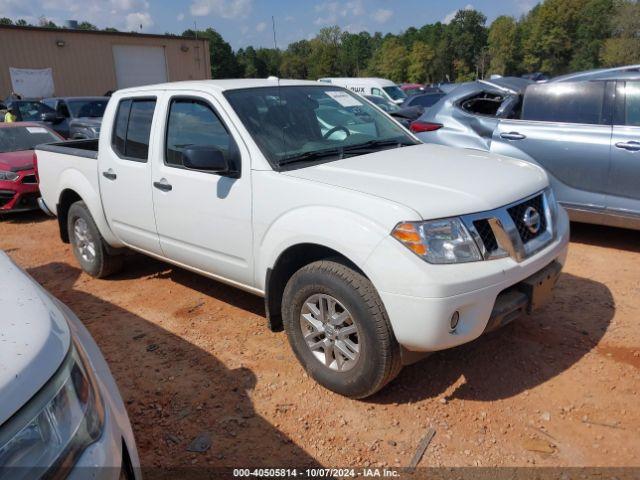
xmin=318 ymin=77 xmax=407 ymax=104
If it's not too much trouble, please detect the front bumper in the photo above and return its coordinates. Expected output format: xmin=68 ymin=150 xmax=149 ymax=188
xmin=56 ymin=301 xmax=141 ymax=480
xmin=0 ymin=170 xmax=39 ymax=213
xmin=366 ymin=206 xmax=570 ymax=352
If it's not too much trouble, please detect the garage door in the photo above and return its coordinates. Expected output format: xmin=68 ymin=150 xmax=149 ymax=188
xmin=113 ymin=45 xmax=168 ymax=89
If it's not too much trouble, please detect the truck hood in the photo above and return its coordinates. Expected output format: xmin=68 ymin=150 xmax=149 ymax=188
xmin=0 ymin=252 xmax=70 ymax=425
xmin=0 ymin=150 xmax=36 ymax=172
xmin=282 ymin=144 xmax=548 ymax=219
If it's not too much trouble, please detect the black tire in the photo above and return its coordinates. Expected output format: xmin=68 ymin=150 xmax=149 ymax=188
xmin=282 ymin=260 xmax=401 ymax=398
xmin=67 ymin=201 xmax=123 ymax=278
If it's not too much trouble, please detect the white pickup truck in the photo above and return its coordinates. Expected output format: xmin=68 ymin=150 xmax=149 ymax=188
xmin=36 ymin=79 xmax=570 ymax=398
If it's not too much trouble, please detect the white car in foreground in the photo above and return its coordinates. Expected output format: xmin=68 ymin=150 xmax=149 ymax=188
xmin=36 ymin=79 xmax=570 ymax=398
xmin=0 ymin=252 xmax=140 ymax=479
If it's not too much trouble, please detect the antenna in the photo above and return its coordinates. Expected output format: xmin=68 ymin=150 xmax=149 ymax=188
xmin=272 ymin=16 xmax=278 ymax=50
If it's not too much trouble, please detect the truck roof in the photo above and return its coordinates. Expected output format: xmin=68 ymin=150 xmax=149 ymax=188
xmin=115 ymin=78 xmax=323 ymax=95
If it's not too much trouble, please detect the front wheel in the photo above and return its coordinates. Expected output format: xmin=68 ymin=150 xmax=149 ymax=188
xmin=282 ymin=260 xmax=401 ymax=398
xmin=67 ymin=201 xmax=123 ymax=278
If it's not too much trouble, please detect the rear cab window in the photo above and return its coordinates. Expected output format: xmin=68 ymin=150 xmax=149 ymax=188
xmin=112 ymin=98 xmax=157 ymax=162
xmin=522 ymin=81 xmax=606 ymax=125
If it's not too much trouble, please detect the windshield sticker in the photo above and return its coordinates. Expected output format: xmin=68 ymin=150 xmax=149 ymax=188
xmin=26 ymin=127 xmax=49 ymax=134
xmin=326 ymin=91 xmax=363 ymax=107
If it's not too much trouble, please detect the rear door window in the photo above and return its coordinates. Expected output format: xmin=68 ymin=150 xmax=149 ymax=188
xmin=111 ymin=98 xmax=156 ymax=161
xmin=522 ymin=82 xmax=606 ymax=125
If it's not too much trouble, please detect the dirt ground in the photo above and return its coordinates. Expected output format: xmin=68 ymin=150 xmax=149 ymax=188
xmin=1 ymin=212 xmax=639 ymax=469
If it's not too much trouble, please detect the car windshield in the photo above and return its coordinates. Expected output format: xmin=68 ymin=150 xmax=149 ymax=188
xmin=383 ymin=86 xmax=407 ymax=101
xmin=68 ymin=99 xmax=108 ymax=118
xmin=15 ymin=102 xmax=55 ymax=122
xmin=366 ymin=96 xmax=400 ymax=112
xmin=0 ymin=126 xmax=59 ymax=153
xmin=225 ymin=85 xmax=417 ymax=168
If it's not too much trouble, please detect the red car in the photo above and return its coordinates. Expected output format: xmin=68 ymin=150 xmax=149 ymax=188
xmin=0 ymin=122 xmax=62 ymax=213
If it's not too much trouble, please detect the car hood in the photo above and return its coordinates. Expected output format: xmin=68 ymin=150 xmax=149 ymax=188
xmin=0 ymin=150 xmax=35 ymax=172
xmin=282 ymin=144 xmax=548 ymax=219
xmin=0 ymin=252 xmax=70 ymax=425
xmin=70 ymin=117 xmax=102 ymax=128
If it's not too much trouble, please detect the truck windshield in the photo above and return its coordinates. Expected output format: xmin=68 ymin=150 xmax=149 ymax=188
xmin=224 ymin=85 xmax=417 ymax=168
xmin=383 ymin=86 xmax=407 ymax=101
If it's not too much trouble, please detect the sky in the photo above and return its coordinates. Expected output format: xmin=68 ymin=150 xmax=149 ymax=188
xmin=0 ymin=0 xmax=541 ymax=49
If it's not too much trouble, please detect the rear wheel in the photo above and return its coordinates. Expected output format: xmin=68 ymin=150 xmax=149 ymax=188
xmin=282 ymin=260 xmax=401 ymax=398
xmin=67 ymin=201 xmax=123 ymax=278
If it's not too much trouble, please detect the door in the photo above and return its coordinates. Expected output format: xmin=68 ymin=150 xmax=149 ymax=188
xmin=99 ymin=96 xmax=162 ymax=255
xmin=151 ymin=94 xmax=254 ymax=286
xmin=608 ymin=80 xmax=640 ymax=215
xmin=491 ymin=81 xmax=612 ymax=210
xmin=113 ymin=45 xmax=168 ymax=89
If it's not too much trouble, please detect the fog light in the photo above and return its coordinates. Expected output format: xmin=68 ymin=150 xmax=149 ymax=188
xmin=450 ymin=311 xmax=460 ymax=331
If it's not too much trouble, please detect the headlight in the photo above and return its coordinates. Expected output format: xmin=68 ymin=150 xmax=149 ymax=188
xmin=89 ymin=127 xmax=100 ymax=134
xmin=392 ymin=217 xmax=482 ymax=264
xmin=0 ymin=340 xmax=104 ymax=478
xmin=0 ymin=171 xmax=19 ymax=182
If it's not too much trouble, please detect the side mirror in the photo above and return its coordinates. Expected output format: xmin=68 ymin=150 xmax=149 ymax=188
xmin=182 ymin=146 xmax=231 ymax=174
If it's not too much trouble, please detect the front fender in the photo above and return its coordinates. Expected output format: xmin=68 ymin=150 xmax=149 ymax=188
xmin=255 ymin=206 xmax=395 ymax=291
xmin=56 ymin=169 xmax=121 ymax=247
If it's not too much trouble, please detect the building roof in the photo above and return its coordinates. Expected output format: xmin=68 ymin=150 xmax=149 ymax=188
xmin=0 ymin=24 xmax=203 ymax=42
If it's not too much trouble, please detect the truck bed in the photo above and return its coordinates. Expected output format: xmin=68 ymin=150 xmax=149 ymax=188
xmin=36 ymin=139 xmax=101 ymax=218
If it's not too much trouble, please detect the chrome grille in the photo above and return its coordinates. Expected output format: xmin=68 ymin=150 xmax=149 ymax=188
xmin=507 ymin=194 xmax=546 ymax=244
xmin=462 ymin=189 xmax=555 ymax=263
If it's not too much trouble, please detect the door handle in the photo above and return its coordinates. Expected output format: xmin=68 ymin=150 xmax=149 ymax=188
xmin=500 ymin=132 xmax=526 ymax=141
xmin=153 ymin=179 xmax=173 ymax=192
xmin=102 ymin=169 xmax=117 ymax=180
xmin=615 ymin=141 xmax=640 ymax=151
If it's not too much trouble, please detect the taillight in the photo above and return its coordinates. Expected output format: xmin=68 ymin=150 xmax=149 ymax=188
xmin=410 ymin=121 xmax=443 ymax=133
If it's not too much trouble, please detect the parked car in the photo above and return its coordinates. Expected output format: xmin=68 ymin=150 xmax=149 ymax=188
xmin=0 ymin=122 xmax=62 ymax=213
xmin=364 ymin=94 xmax=423 ymax=128
xmin=318 ymin=77 xmax=408 ymax=104
xmin=1 ymin=99 xmax=66 ymax=132
xmin=400 ymin=83 xmax=425 ymax=96
xmin=0 ymin=251 xmax=140 ymax=477
xmin=402 ymin=92 xmax=447 ymax=110
xmin=36 ymin=79 xmax=569 ymax=398
xmin=42 ymin=97 xmax=109 ymax=139
xmin=414 ymin=67 xmax=640 ymax=230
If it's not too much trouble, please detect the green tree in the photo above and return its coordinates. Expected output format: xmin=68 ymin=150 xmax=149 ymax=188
xmin=368 ymin=37 xmax=408 ymax=82
xmin=446 ymin=9 xmax=488 ymax=80
xmin=15 ymin=19 xmax=29 ymax=26
xmin=77 ymin=21 xmax=98 ymax=30
xmin=339 ymin=31 xmax=374 ymax=76
xmin=308 ymin=26 xmax=342 ymax=78
xmin=571 ymin=0 xmax=615 ymax=70
xmin=600 ymin=0 xmax=640 ymax=66
xmin=407 ymin=41 xmax=435 ymax=83
xmin=281 ymin=40 xmax=312 ymax=78
xmin=488 ymin=15 xmax=518 ymax=75
xmin=183 ymin=28 xmax=241 ymax=78
xmin=0 ymin=17 xmax=13 ymax=25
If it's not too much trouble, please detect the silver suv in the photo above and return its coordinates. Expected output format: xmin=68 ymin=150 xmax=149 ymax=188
xmin=414 ymin=65 xmax=640 ymax=230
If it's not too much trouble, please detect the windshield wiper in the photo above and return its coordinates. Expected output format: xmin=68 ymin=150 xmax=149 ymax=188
xmin=278 ymin=147 xmax=344 ymax=166
xmin=341 ymin=139 xmax=414 ymax=155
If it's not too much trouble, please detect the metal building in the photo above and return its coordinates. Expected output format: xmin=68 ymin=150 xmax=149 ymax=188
xmin=0 ymin=25 xmax=211 ymax=97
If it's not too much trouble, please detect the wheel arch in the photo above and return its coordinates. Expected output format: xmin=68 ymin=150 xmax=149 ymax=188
xmin=264 ymin=243 xmax=370 ymax=332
